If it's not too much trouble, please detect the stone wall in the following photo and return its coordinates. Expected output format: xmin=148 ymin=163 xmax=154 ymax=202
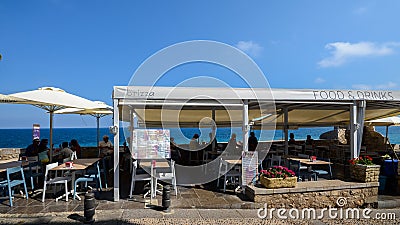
xmin=350 ymin=164 xmax=380 ymax=182
xmin=0 ymin=148 xmax=21 ymax=160
xmin=246 ymin=180 xmax=379 ymax=209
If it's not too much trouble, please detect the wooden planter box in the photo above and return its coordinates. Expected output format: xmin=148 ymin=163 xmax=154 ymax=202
xmin=350 ymin=164 xmax=380 ymax=182
xmin=259 ymin=175 xmax=297 ymax=189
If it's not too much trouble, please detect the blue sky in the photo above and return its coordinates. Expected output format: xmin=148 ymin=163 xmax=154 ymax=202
xmin=1 ymin=1 xmax=400 ymax=128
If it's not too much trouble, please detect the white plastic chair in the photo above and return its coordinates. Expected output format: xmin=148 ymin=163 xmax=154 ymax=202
xmin=129 ymin=160 xmax=152 ymax=199
xmin=269 ymin=155 xmax=282 ymax=167
xmin=155 ymin=160 xmax=178 ymax=196
xmin=71 ymin=151 xmax=78 ymax=160
xmin=217 ymin=158 xmax=241 ymax=192
xmin=42 ymin=162 xmax=72 ymax=202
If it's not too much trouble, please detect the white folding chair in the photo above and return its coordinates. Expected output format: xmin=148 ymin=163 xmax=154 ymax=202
xmin=269 ymin=155 xmax=282 ymax=167
xmin=42 ymin=162 xmax=72 ymax=202
xmin=71 ymin=151 xmax=78 ymax=160
xmin=155 ymin=160 xmax=178 ymax=196
xmin=217 ymin=158 xmax=241 ymax=192
xmin=129 ymin=160 xmax=152 ymax=199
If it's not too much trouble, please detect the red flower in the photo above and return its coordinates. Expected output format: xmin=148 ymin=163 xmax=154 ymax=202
xmin=260 ymin=166 xmax=296 ymax=179
xmin=349 ymin=156 xmax=374 ymax=165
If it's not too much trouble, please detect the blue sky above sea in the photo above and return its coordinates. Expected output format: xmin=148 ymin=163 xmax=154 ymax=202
xmin=1 ymin=1 xmax=400 ymax=129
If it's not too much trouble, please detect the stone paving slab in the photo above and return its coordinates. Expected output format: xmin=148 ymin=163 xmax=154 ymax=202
xmin=0 ymin=209 xmax=400 ymax=224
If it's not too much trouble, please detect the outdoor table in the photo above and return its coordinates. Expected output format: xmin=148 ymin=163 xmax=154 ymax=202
xmin=287 ymin=157 xmax=332 ymax=180
xmin=286 ymin=157 xmax=331 ymax=166
xmin=224 ymin=159 xmax=242 ymax=165
xmin=50 ymin=158 xmax=100 ymax=200
xmin=0 ymin=159 xmax=29 ymax=173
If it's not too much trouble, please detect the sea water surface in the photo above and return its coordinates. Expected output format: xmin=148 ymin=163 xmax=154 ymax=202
xmin=0 ymin=126 xmax=399 ymax=148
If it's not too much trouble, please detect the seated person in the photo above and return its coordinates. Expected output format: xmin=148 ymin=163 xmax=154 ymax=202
xmin=305 ymin=135 xmax=314 ymax=145
xmin=288 ymin=133 xmax=296 ymax=145
xmin=227 ymin=133 xmax=242 ymax=157
xmin=38 ymin=138 xmax=50 ymax=163
xmin=25 ymin=137 xmax=40 ymax=157
xmin=99 ymin=135 xmax=113 ymax=157
xmin=70 ymin=139 xmax=81 ymax=158
xmin=189 ymin=134 xmax=200 ymax=150
xmin=38 ymin=138 xmax=49 ymax=153
xmin=59 ymin=142 xmax=74 ymax=160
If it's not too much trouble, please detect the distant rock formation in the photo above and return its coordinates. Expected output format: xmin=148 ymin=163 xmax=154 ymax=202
xmin=362 ymin=126 xmax=386 ymax=152
xmin=319 ymin=127 xmax=347 ymax=144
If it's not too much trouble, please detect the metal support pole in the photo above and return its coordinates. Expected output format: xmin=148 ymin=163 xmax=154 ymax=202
xmin=284 ymin=108 xmax=289 ymax=155
xmin=385 ymin=125 xmax=389 ymax=152
xmin=350 ymin=102 xmax=358 ymax=159
xmin=356 ymin=100 xmax=366 ymax=156
xmin=242 ymin=100 xmax=249 ymax=152
xmin=113 ymin=99 xmax=120 ymax=201
xmin=212 ymin=108 xmax=216 ymax=151
xmin=49 ymin=110 xmax=54 ymax=162
xmin=97 ymin=116 xmax=100 ymax=150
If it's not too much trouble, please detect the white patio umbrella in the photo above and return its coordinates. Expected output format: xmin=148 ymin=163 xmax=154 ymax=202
xmin=8 ymin=87 xmax=101 ymax=160
xmin=0 ymin=93 xmax=31 ymax=103
xmin=54 ymin=101 xmax=113 ymax=150
xmin=366 ymin=116 xmax=400 ymax=152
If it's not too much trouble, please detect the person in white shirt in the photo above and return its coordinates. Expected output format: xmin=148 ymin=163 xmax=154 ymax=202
xmin=189 ymin=134 xmax=200 ymax=150
xmin=59 ymin=142 xmax=74 ymax=160
xmin=99 ymin=135 xmax=113 ymax=157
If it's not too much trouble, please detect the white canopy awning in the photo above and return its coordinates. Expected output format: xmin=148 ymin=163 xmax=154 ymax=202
xmin=113 ymin=86 xmax=400 ymax=127
xmin=366 ymin=116 xmax=400 ymax=126
xmin=111 ymin=85 xmax=400 ymax=201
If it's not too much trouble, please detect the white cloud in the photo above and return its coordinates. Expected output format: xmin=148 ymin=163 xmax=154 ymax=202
xmin=318 ymin=42 xmax=400 ymax=68
xmin=352 ymin=84 xmax=372 ymax=90
xmin=354 ymin=7 xmax=368 ymax=15
xmin=314 ymin=77 xmax=325 ymax=84
xmin=352 ymin=82 xmax=397 ymax=90
xmin=376 ymin=81 xmax=397 ymax=89
xmin=236 ymin=41 xmax=263 ymax=57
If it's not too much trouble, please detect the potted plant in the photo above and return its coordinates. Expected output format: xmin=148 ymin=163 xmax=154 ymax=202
xmin=349 ymin=156 xmax=380 ymax=182
xmin=259 ymin=166 xmax=297 ymax=188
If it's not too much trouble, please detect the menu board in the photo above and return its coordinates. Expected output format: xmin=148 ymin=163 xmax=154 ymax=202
xmin=131 ymin=129 xmax=171 ymax=159
xmin=241 ymin=151 xmax=258 ymax=187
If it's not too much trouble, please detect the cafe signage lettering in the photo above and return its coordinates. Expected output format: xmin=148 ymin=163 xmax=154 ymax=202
xmin=126 ymin=89 xmax=155 ymax=97
xmin=313 ymin=90 xmax=394 ymax=100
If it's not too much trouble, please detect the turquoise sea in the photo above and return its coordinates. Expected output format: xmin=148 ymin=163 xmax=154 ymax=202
xmin=1 ymin=126 xmax=399 ymax=148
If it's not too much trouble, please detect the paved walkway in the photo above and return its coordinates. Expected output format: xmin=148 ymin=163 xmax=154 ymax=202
xmin=1 ymin=208 xmax=400 ymax=224
xmin=1 ymin=168 xmax=400 ymax=224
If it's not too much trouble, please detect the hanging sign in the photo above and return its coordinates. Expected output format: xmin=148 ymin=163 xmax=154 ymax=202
xmin=33 ymin=124 xmax=40 ymax=140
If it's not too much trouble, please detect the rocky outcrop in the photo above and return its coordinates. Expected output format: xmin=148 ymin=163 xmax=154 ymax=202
xmin=319 ymin=127 xmax=347 ymax=144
